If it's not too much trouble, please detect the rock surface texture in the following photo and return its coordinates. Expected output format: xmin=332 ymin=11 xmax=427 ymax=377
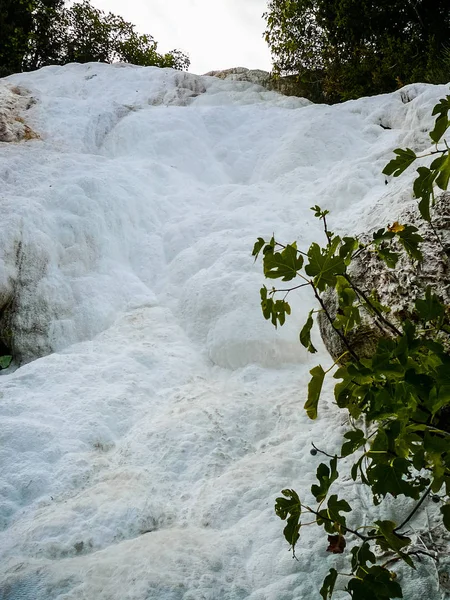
xmin=318 ymin=193 xmax=450 ymax=362
xmin=204 ymin=67 xmax=310 ymax=98
xmin=0 ymin=84 xmax=37 ymax=142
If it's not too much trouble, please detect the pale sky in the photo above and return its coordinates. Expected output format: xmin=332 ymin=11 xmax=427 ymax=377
xmin=90 ymin=0 xmax=272 ymax=75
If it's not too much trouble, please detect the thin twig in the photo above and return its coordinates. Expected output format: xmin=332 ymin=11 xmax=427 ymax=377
xmin=393 ymin=485 xmax=432 ymax=534
xmin=344 ymin=275 xmax=401 ymax=336
xmin=381 ymin=549 xmax=436 ymax=569
xmin=302 ymin=504 xmax=374 ymax=541
xmin=311 ymin=442 xmax=342 ymax=460
xmin=272 ymin=282 xmax=311 ymax=293
xmin=429 ymin=220 xmax=448 ymax=255
xmin=312 ymin=285 xmax=359 ymax=361
xmin=275 ymin=241 xmax=308 ymax=257
xmin=322 ymin=213 xmax=332 ymax=246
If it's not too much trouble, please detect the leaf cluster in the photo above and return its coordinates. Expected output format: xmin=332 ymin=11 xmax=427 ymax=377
xmin=255 ymin=96 xmax=450 ymax=599
xmin=383 ymin=96 xmax=450 ymax=222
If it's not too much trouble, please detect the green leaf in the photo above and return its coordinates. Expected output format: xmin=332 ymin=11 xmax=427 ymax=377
xmin=376 ymin=245 xmax=400 ymax=269
xmin=415 ymin=286 xmax=445 ymax=322
xmin=263 ymin=242 xmax=304 ymax=281
xmin=311 ymin=457 xmax=338 ymax=502
xmin=260 ymin=286 xmax=291 ymax=328
xmin=430 ymin=116 xmax=450 ymax=144
xmin=311 ymin=205 xmax=329 ymax=219
xmin=320 ymin=568 xmax=338 ymax=600
xmin=383 ymin=148 xmax=417 ymax=177
xmin=326 ymin=493 xmax=351 ymax=526
xmin=368 ymin=457 xmax=420 ymax=500
xmin=275 ymin=489 xmax=301 ymax=552
xmin=351 ymin=542 xmax=376 ymax=573
xmin=375 ymin=520 xmax=413 ymax=567
xmin=304 ymin=364 xmax=325 ymax=420
xmin=366 ymin=291 xmax=391 ymax=315
xmin=430 ymin=96 xmax=450 ymax=143
xmin=299 ymin=310 xmax=317 ymax=353
xmin=430 ymin=153 xmax=450 ymax=191
xmin=333 ymin=303 xmax=361 ymax=334
xmin=0 ymin=355 xmax=12 ymax=369
xmin=373 ymin=228 xmax=395 ymax=243
xmin=305 ymin=242 xmax=346 ymax=291
xmin=441 ymin=505 xmax=450 ymax=531
xmin=347 ymin=566 xmax=403 ymax=599
xmin=339 ymin=237 xmax=358 ymax=264
xmin=341 ymin=429 xmax=366 ymax=457
xmin=396 ymin=225 xmax=423 ymax=261
xmin=252 ymin=237 xmax=266 ymax=260
xmin=436 ymin=153 xmax=450 ymax=191
xmin=413 ymin=167 xmax=437 ymax=222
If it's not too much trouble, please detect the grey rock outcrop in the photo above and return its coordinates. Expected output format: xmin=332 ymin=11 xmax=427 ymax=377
xmin=318 ymin=194 xmax=450 ymax=362
xmin=204 ymin=67 xmax=312 ymax=99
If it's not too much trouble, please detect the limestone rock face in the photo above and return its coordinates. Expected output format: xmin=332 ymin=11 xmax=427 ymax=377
xmin=204 ymin=67 xmax=271 ymax=86
xmin=204 ymin=67 xmax=310 ymax=98
xmin=318 ymin=194 xmax=450 ymax=362
xmin=0 ymin=84 xmax=37 ymax=142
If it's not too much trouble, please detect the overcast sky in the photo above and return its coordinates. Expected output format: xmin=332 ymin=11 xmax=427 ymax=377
xmin=89 ymin=0 xmax=272 ymax=75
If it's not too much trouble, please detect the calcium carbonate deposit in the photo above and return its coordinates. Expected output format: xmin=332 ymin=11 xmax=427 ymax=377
xmin=0 ymin=63 xmax=448 ymax=599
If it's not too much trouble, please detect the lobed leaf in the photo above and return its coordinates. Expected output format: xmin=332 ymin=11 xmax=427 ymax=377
xmin=311 ymin=456 xmax=338 ymax=502
xmin=430 ymin=96 xmax=450 ymax=143
xmin=320 ymin=568 xmax=338 ymax=600
xmin=304 ymin=364 xmax=325 ymax=420
xmin=263 ymin=242 xmax=304 ymax=281
xmin=383 ymin=148 xmax=416 ymax=177
xmin=396 ymin=225 xmax=423 ymax=261
xmin=305 ymin=242 xmax=346 ymax=291
xmin=341 ymin=429 xmax=365 ymax=457
xmin=252 ymin=237 xmax=266 ymax=260
xmin=275 ymin=489 xmax=301 ymax=552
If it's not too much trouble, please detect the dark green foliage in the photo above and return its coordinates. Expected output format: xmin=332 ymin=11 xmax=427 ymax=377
xmin=255 ymin=96 xmax=450 ymax=598
xmin=0 ymin=0 xmax=189 ymax=77
xmin=305 ymin=241 xmax=346 ymax=291
xmin=346 ymin=566 xmax=403 ymax=600
xmin=25 ymin=0 xmax=65 ymax=71
xmin=260 ymin=286 xmax=291 ymax=327
xmin=264 ymin=0 xmax=450 ymax=102
xmin=0 ymin=0 xmax=34 ymax=76
xmin=382 ymin=149 xmax=417 ymax=178
xmin=341 ymin=429 xmax=365 ymax=457
xmin=320 ymin=568 xmax=338 ymax=600
xmin=299 ymin=309 xmax=317 ymax=353
xmin=305 ymin=364 xmax=325 ymax=420
xmin=274 ymin=489 xmax=301 ymax=552
xmin=0 ymin=355 xmax=12 ymax=369
xmin=430 ymin=97 xmax=450 ymax=143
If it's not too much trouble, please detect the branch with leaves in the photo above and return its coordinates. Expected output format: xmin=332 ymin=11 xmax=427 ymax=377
xmin=254 ymin=96 xmax=450 ymax=599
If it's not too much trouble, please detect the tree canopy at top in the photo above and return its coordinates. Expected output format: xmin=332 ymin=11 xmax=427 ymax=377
xmin=0 ymin=0 xmax=189 ymax=78
xmin=264 ymin=0 xmax=450 ymax=102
